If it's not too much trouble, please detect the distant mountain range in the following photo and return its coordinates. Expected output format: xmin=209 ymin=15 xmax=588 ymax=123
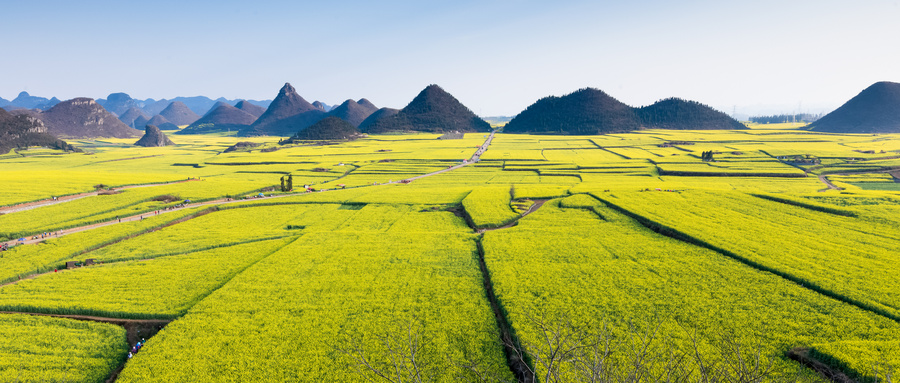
xmin=239 ymin=83 xmax=325 ymax=137
xmin=328 ymin=99 xmax=379 ymax=127
xmin=95 ymin=93 xmax=272 ymax=117
xmin=0 ymin=86 xmax=385 ymax=138
xmin=119 ymin=107 xmax=150 ymax=128
xmin=808 ymin=81 xmax=900 ymax=133
xmin=238 ymin=83 xmax=382 ymax=137
xmin=0 ymin=92 xmax=60 ymax=111
xmin=6 ymin=80 xmax=897 ymax=139
xmin=179 ymin=102 xmax=259 ymax=134
xmin=145 ymin=115 xmax=179 ymax=131
xmin=313 ymin=101 xmax=334 ymax=112
xmin=159 ymin=101 xmax=200 ymax=126
xmin=1 ymin=92 xmax=272 ymax=117
xmin=504 ymin=88 xmax=745 ymax=134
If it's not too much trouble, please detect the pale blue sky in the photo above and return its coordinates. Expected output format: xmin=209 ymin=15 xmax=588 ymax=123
xmin=1 ymin=0 xmax=898 ymax=116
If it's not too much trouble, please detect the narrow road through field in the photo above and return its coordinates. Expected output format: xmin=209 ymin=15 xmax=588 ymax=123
xmin=2 ymin=131 xmax=498 ymax=249
xmin=403 ymin=131 xmax=494 ymax=182
xmin=817 ymin=175 xmax=840 ymax=191
xmin=0 ymin=179 xmax=200 ymax=214
xmin=815 ymin=169 xmax=900 ymax=192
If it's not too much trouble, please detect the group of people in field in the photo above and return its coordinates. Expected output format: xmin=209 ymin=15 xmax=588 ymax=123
xmin=127 ymin=338 xmax=147 ymax=359
xmin=32 ymin=231 xmax=61 ymax=240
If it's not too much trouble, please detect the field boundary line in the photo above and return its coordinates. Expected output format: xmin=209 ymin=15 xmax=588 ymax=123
xmin=3 ymin=130 xmax=497 ymax=243
xmin=476 ymin=199 xmax=548 ymax=233
xmin=592 ymin=194 xmax=900 ymax=324
xmin=156 ymin=235 xmax=302 ymax=319
xmin=475 ymin=237 xmax=534 ymax=383
xmin=0 ymin=234 xmax=294 ymax=292
xmin=0 ymin=207 xmax=219 ymax=287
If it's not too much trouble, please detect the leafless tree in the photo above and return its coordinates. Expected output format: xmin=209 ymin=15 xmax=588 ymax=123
xmin=505 ymin=311 xmax=818 ymax=383
xmin=334 ymin=318 xmax=432 ymax=383
xmin=335 ymin=310 xmax=858 ymax=383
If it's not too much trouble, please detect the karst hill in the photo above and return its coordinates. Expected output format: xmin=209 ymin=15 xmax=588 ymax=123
xmin=239 ymin=83 xmax=325 ymax=136
xmin=364 ymin=84 xmax=491 ymax=134
xmin=505 ymin=88 xmax=746 ymax=134
xmin=808 ymin=81 xmax=900 ymax=133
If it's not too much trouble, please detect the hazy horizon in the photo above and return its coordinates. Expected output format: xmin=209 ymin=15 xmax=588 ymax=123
xmin=2 ymin=0 xmax=897 ymax=117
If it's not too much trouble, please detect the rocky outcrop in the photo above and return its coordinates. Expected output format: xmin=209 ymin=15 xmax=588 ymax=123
xmin=40 ymin=98 xmax=141 ymax=138
xmin=134 ymin=125 xmax=175 ymax=147
xmin=0 ymin=108 xmax=77 ymax=154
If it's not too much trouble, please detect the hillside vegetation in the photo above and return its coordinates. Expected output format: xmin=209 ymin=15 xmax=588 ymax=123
xmin=504 ymin=88 xmax=640 ymax=134
xmin=281 ymin=116 xmax=363 ymax=142
xmin=809 ymin=81 xmax=900 ymax=133
xmin=365 ymin=84 xmax=491 ymax=133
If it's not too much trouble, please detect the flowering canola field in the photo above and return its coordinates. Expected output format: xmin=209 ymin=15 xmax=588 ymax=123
xmin=1 ymin=130 xmax=899 ymax=382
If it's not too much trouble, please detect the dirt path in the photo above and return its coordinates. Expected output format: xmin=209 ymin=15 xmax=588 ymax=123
xmin=403 ymin=131 xmax=494 ymax=182
xmin=2 ymin=201 xmax=217 ymax=248
xmin=2 ymin=132 xmax=498 ymax=249
xmin=0 ymin=311 xmax=172 ymax=383
xmin=478 ymin=199 xmax=547 ymax=233
xmin=0 ymin=270 xmax=47 ymax=288
xmin=815 ymin=169 xmax=900 ymax=192
xmin=0 ymin=311 xmax=171 ymax=347
xmin=0 ymin=179 xmax=200 ymax=214
xmin=817 ymin=175 xmax=840 ymax=191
